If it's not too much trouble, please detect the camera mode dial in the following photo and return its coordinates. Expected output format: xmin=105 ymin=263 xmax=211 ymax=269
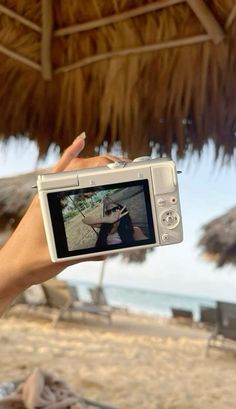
xmin=160 ymin=209 xmax=180 ymax=230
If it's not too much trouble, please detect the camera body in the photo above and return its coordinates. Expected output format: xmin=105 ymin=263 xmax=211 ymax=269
xmin=37 ymin=157 xmax=183 ymax=262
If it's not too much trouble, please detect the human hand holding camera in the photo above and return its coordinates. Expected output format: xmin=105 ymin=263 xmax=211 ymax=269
xmin=0 ymin=133 xmax=124 ymax=314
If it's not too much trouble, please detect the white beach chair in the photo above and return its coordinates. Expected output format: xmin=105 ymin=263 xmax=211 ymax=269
xmin=42 ymin=279 xmax=113 ymax=327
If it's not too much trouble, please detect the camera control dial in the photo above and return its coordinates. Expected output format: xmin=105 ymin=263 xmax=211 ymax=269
xmin=160 ymin=209 xmax=180 ymax=230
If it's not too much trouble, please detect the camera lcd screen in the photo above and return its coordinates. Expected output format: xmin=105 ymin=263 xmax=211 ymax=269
xmin=47 ymin=180 xmax=155 ymax=258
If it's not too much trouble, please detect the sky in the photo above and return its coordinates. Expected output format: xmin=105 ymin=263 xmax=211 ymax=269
xmin=0 ymin=136 xmax=236 ymax=302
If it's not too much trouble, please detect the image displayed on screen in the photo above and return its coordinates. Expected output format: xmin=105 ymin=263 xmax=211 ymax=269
xmin=53 ymin=180 xmax=155 ymax=254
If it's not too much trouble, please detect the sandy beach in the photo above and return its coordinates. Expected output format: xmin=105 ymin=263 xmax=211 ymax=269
xmin=1 ymin=308 xmax=236 ymax=409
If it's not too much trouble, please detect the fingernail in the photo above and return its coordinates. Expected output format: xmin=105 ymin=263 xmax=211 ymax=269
xmin=73 ymin=132 xmax=86 ymax=144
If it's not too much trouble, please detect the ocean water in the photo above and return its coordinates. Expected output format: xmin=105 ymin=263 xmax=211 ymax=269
xmin=69 ymin=280 xmax=216 ymax=321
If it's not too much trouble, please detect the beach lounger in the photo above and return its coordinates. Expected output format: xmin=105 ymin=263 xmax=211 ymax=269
xmin=207 ymin=301 xmax=236 ymax=355
xmin=42 ymin=279 xmax=112 ymax=327
xmin=89 ymin=286 xmax=128 ymax=314
xmin=171 ymin=307 xmax=193 ymax=323
xmin=199 ymin=305 xmax=217 ymax=328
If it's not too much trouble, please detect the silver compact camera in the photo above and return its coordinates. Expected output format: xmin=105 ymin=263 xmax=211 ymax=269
xmin=37 ymin=156 xmax=183 ymax=262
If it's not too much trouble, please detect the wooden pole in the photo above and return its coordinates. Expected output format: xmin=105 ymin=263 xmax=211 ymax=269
xmin=98 ymin=259 xmax=107 ymax=287
xmin=0 ymin=4 xmax=41 ymax=32
xmin=54 ymin=0 xmax=183 ymax=37
xmin=186 ymin=0 xmax=225 ymax=44
xmin=225 ymin=4 xmax=236 ymax=29
xmin=55 ymin=34 xmax=210 ymax=74
xmin=41 ymin=0 xmax=53 ymax=80
xmin=0 ymin=43 xmax=41 ymax=71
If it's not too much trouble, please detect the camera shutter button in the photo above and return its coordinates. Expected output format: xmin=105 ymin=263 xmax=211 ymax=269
xmin=133 ymin=156 xmax=151 ymax=162
xmin=107 ymin=161 xmax=126 ymax=169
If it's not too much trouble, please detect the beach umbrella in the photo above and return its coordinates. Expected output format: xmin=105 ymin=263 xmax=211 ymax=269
xmin=0 ymin=1 xmax=236 ymax=158
xmin=0 ymin=170 xmax=40 ymax=246
xmin=198 ymin=207 xmax=236 ymax=267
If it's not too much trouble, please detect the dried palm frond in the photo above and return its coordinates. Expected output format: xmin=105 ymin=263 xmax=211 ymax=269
xmin=199 ymin=207 xmax=236 ymax=267
xmin=0 ymin=0 xmax=235 ymax=158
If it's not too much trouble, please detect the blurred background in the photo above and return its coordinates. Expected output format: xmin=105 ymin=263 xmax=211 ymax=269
xmin=0 ymin=0 xmax=236 ymax=320
xmin=0 ymin=2 xmax=236 ymax=407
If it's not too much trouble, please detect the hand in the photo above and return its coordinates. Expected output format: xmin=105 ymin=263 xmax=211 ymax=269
xmin=0 ymin=133 xmax=125 ymax=313
xmin=103 ymin=206 xmax=129 ymax=224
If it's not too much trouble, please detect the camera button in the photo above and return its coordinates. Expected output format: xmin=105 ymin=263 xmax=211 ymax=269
xmin=170 ymin=197 xmax=177 ymax=204
xmin=160 ymin=209 xmax=180 ymax=229
xmin=107 ymin=161 xmax=125 ymax=169
xmin=157 ymin=198 xmax=166 ymax=206
xmin=162 ymin=233 xmax=169 ymax=242
xmin=133 ymin=156 xmax=151 ymax=162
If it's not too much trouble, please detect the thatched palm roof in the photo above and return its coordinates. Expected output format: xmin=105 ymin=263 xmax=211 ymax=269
xmin=199 ymin=207 xmax=236 ymax=267
xmin=0 ymin=1 xmax=236 ymax=158
xmin=0 ymin=171 xmax=39 ymax=237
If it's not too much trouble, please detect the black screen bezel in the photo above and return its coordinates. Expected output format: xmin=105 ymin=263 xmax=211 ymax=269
xmin=47 ymin=180 xmax=156 ymax=259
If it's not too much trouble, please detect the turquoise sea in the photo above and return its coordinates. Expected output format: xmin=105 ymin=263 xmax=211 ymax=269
xmin=69 ymin=280 xmax=216 ymax=321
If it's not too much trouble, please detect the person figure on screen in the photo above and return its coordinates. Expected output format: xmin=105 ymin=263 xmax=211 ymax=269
xmin=82 ymin=197 xmax=147 ymax=247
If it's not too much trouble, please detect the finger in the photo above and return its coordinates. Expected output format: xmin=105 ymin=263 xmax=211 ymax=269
xmin=102 ymin=154 xmax=131 ymax=163
xmin=120 ymin=206 xmax=128 ymax=215
xmin=119 ymin=211 xmax=129 ymax=219
xmin=79 ymin=154 xmax=131 ymax=169
xmin=52 ymin=132 xmax=86 ymax=173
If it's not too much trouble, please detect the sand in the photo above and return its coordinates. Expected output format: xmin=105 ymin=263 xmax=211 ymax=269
xmin=1 ymin=307 xmax=236 ymax=409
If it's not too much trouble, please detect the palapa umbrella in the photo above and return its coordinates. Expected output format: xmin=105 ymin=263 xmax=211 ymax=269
xmin=0 ymin=170 xmax=40 ymax=246
xmin=198 ymin=207 xmax=236 ymax=267
xmin=0 ymin=0 xmax=236 ymax=158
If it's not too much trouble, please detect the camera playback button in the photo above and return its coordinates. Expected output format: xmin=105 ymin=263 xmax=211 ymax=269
xmin=157 ymin=198 xmax=166 ymax=207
